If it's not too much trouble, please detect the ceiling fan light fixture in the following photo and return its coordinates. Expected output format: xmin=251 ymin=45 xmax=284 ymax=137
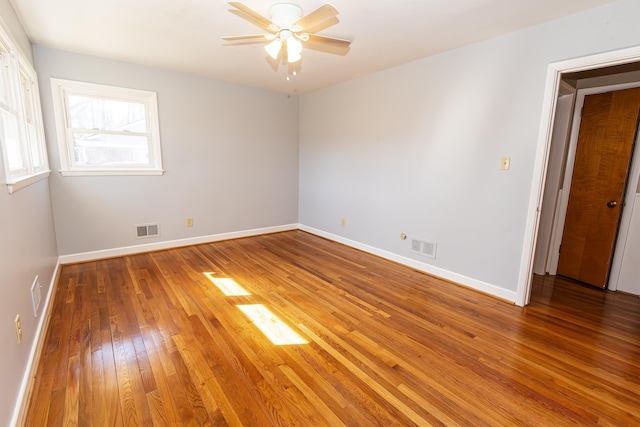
xmin=286 ymin=36 xmax=302 ymax=63
xmin=265 ymin=38 xmax=282 ymax=59
xmin=225 ymin=2 xmax=351 ymax=70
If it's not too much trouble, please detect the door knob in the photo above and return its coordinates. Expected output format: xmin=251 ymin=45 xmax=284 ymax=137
xmin=607 ymin=200 xmax=618 ymax=208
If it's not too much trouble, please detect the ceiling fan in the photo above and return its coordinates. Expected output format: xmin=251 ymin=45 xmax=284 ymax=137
xmin=222 ymin=2 xmax=351 ymax=65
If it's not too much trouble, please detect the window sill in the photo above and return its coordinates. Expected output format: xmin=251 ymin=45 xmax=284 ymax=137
xmin=6 ymin=170 xmax=51 ymax=194
xmin=59 ymin=169 xmax=165 ymax=177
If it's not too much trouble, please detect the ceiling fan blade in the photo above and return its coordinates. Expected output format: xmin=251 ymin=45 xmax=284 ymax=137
xmin=222 ymin=34 xmax=267 ymax=41
xmin=228 ymin=2 xmax=275 ymax=31
xmin=303 ymin=16 xmax=340 ymax=35
xmin=305 ymin=34 xmax=351 ymax=55
xmin=294 ymin=4 xmax=338 ymax=31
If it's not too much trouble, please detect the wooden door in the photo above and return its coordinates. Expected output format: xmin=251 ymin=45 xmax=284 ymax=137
xmin=557 ymin=87 xmax=640 ymax=288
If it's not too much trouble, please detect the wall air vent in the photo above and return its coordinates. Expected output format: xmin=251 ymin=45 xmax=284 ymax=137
xmin=136 ymin=223 xmax=160 ymax=239
xmin=411 ymin=238 xmax=437 ymax=259
xmin=31 ymin=276 xmax=42 ymax=317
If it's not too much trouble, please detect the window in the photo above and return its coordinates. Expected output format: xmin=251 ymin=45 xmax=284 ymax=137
xmin=20 ymin=62 xmax=47 ymax=173
xmin=0 ymin=24 xmax=49 ymax=193
xmin=51 ymin=79 xmax=163 ymax=176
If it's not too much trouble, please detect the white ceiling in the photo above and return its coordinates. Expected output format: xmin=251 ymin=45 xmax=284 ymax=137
xmin=10 ymin=0 xmax=616 ymax=94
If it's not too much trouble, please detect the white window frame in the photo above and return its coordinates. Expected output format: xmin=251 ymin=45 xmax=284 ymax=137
xmin=50 ymin=78 xmax=163 ymax=176
xmin=0 ymin=23 xmax=50 ymax=193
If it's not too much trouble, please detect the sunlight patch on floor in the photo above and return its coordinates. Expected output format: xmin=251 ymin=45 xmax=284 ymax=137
xmin=204 ymin=273 xmax=251 ymax=296
xmin=237 ymin=304 xmax=308 ymax=345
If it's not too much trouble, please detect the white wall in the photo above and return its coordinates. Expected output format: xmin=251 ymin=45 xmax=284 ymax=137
xmin=34 ymin=47 xmax=300 ymax=256
xmin=299 ymin=0 xmax=640 ymax=298
xmin=0 ymin=1 xmax=59 ymax=426
xmin=0 ymin=0 xmax=32 ymax=63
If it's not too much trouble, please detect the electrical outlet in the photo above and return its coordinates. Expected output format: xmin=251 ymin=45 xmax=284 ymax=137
xmin=186 ymin=217 xmax=194 ymax=227
xmin=15 ymin=315 xmax=22 ymax=344
xmin=340 ymin=218 xmax=346 ymax=227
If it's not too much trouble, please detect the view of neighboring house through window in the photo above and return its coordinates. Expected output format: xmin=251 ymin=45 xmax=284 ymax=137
xmin=68 ymin=95 xmax=148 ymax=166
xmin=0 ymin=24 xmax=49 ymax=193
xmin=51 ymin=79 xmax=163 ymax=176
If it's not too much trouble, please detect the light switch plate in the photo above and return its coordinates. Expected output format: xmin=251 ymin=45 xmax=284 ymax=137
xmin=501 ymin=156 xmax=511 ymax=170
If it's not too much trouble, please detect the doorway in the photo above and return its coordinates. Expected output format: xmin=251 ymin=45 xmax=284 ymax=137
xmin=516 ymin=46 xmax=640 ymax=306
xmin=544 ymin=85 xmax=640 ymax=289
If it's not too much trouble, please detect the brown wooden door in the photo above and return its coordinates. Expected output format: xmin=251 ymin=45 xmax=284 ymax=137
xmin=557 ymin=87 xmax=640 ymax=288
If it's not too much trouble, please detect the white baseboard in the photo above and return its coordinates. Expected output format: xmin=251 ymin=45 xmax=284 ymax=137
xmin=58 ymin=223 xmax=299 ymax=264
xmin=58 ymin=223 xmax=515 ymax=302
xmin=299 ymin=225 xmax=517 ymax=303
xmin=11 ymin=260 xmax=61 ymax=427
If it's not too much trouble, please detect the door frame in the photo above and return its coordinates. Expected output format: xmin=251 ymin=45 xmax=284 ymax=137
xmin=547 ymin=82 xmax=640 ymax=284
xmin=516 ymin=45 xmax=640 ymax=306
xmin=532 ymin=88 xmax=575 ymax=276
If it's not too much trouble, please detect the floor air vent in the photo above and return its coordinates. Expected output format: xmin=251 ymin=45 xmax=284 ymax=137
xmin=411 ymin=238 xmax=437 ymax=259
xmin=136 ymin=223 xmax=160 ymax=239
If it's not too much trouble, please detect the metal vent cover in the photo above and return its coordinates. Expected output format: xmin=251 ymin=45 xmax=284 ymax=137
xmin=31 ymin=276 xmax=41 ymax=317
xmin=136 ymin=223 xmax=160 ymax=239
xmin=411 ymin=238 xmax=437 ymax=259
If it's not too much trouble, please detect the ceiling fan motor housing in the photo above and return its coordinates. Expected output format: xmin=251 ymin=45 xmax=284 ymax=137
xmin=270 ymin=3 xmax=303 ymax=29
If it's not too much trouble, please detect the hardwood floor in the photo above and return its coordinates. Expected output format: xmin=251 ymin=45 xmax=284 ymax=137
xmin=23 ymin=231 xmax=640 ymax=426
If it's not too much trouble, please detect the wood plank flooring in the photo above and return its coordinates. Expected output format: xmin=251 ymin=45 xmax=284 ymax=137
xmin=23 ymin=231 xmax=640 ymax=426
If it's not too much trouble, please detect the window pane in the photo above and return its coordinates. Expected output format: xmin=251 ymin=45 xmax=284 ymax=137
xmin=0 ymin=70 xmax=7 ymax=106
xmin=71 ymin=132 xmax=150 ymax=166
xmin=0 ymin=53 xmax=12 ymax=107
xmin=67 ymin=95 xmax=147 ymax=132
xmin=21 ymin=74 xmax=34 ymax=123
xmin=1 ymin=109 xmax=23 ymax=170
xmin=27 ymin=124 xmax=41 ymax=169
